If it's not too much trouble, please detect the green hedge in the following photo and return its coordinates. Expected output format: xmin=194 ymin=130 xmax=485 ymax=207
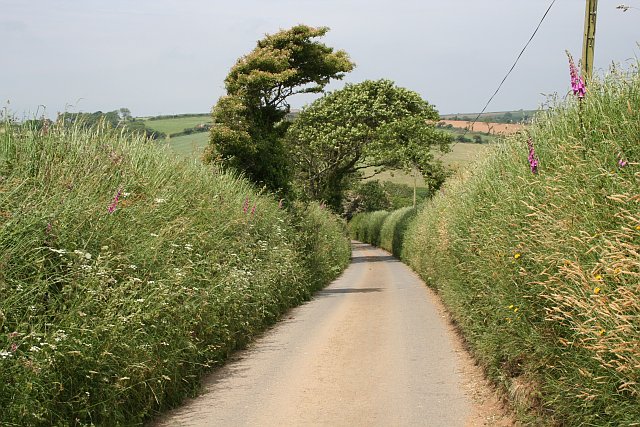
xmin=378 ymin=206 xmax=417 ymax=257
xmin=351 ymin=66 xmax=640 ymax=425
xmin=402 ymin=67 xmax=640 ymax=425
xmin=349 ymin=210 xmax=389 ymax=247
xmin=0 ymin=123 xmax=349 ymax=425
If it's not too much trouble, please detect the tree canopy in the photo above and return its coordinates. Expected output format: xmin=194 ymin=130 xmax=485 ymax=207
xmin=285 ymin=79 xmax=451 ymax=209
xmin=204 ymin=25 xmax=355 ymax=194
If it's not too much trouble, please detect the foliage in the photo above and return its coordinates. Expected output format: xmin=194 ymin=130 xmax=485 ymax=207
xmin=341 ymin=180 xmax=391 ymax=220
xmin=358 ymin=66 xmax=640 ymax=425
xmin=286 ymin=79 xmax=451 ymax=209
xmin=0 ymin=121 xmax=349 ymax=425
xmin=348 ymin=210 xmax=389 ymax=247
xmin=58 ymin=110 xmax=165 ymax=140
xmin=204 ymin=25 xmax=355 ymax=194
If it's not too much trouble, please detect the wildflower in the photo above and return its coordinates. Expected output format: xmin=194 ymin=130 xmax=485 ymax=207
xmin=514 ymin=253 xmax=521 ymax=260
xmin=10 ymin=343 xmax=18 ymax=352
xmin=594 ymin=274 xmax=603 ymax=281
xmin=154 ymin=198 xmax=166 ymax=204
xmin=514 ymin=307 xmax=519 ymax=313
xmin=598 ymin=329 xmax=605 ymax=336
xmin=108 ymin=188 xmax=122 ymax=214
xmin=618 ymin=154 xmax=629 ymax=169
xmin=636 ymin=225 xmax=640 ymax=231
xmin=46 ymin=222 xmax=52 ymax=234
xmin=594 ymin=287 xmax=601 ymax=294
xmin=566 ymin=51 xmax=586 ymax=99
xmin=526 ymin=138 xmax=539 ymax=174
xmin=0 ymin=350 xmax=10 ymax=359
xmin=251 ymin=203 xmax=256 ymax=216
xmin=243 ymin=198 xmax=249 ymax=214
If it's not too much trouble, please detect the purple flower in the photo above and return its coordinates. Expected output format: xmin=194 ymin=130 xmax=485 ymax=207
xmin=250 ymin=203 xmax=256 ymax=216
xmin=618 ymin=158 xmax=628 ymax=168
xmin=108 ymin=188 xmax=122 ymax=214
xmin=243 ymin=198 xmax=249 ymax=214
xmin=527 ymin=138 xmax=539 ymax=174
xmin=566 ymin=52 xmax=586 ymax=99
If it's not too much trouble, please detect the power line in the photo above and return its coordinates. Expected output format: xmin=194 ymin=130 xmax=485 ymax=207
xmin=441 ymin=0 xmax=558 ymax=152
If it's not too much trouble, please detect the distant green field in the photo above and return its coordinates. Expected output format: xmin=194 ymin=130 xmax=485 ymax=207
xmin=144 ymin=116 xmax=211 ymax=135
xmin=154 ymin=115 xmax=491 ymax=187
xmin=158 ymin=132 xmax=209 ymax=159
xmin=365 ymin=142 xmax=490 ymax=187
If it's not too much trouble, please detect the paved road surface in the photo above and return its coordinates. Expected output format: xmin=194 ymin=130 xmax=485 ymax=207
xmin=155 ymin=242 xmax=497 ymax=426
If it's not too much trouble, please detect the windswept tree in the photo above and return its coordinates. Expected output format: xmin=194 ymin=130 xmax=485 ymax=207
xmin=204 ymin=25 xmax=355 ymax=194
xmin=285 ymin=79 xmax=451 ymax=209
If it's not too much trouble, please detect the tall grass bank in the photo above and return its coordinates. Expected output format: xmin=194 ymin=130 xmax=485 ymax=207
xmin=352 ymin=67 xmax=640 ymax=425
xmin=0 ymin=123 xmax=349 ymax=425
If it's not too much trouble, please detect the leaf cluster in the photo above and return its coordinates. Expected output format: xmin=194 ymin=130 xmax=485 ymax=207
xmin=206 ymin=25 xmax=355 ymax=194
xmin=286 ymin=79 xmax=451 ymax=207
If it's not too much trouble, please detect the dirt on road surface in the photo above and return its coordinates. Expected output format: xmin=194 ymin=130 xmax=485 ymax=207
xmin=154 ymin=242 xmax=512 ymax=427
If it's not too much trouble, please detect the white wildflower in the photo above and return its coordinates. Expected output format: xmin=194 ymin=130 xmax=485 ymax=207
xmin=150 ymin=233 xmax=159 ymax=237
xmin=154 ymin=198 xmax=166 ymax=204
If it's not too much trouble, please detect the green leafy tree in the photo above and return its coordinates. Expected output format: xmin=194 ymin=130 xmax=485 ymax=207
xmin=204 ymin=25 xmax=355 ymax=194
xmin=285 ymin=79 xmax=451 ymax=209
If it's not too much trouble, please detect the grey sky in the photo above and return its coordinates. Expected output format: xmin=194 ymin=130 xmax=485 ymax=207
xmin=1 ymin=0 xmax=638 ymax=118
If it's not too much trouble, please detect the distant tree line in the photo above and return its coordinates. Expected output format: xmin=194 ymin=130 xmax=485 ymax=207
xmin=442 ymin=109 xmax=535 ymax=124
xmin=55 ymin=108 xmax=165 ymax=140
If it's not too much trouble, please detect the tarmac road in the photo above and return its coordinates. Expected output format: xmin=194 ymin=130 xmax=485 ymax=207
xmin=155 ymin=241 xmax=507 ymax=426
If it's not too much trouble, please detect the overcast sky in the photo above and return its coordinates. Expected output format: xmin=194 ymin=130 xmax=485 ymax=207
xmin=1 ymin=0 xmax=638 ymax=119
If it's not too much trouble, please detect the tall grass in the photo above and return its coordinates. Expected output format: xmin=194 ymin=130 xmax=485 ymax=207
xmin=0 ymin=122 xmax=349 ymax=425
xmin=351 ymin=65 xmax=640 ymax=425
xmin=402 ymin=66 xmax=640 ymax=425
xmin=349 ymin=210 xmax=389 ymax=247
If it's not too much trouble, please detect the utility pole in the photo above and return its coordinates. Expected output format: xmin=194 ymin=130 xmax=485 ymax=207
xmin=582 ymin=0 xmax=598 ymax=81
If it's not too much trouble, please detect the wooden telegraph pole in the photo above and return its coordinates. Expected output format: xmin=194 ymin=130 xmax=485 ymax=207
xmin=582 ymin=0 xmax=598 ymax=80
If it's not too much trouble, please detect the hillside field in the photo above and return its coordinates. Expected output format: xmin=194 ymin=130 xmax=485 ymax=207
xmin=150 ymin=115 xmax=492 ymax=187
xmin=144 ymin=116 xmax=212 ymax=136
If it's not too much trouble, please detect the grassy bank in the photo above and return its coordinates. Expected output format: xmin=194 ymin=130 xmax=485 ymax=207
xmin=350 ymin=66 xmax=640 ymax=425
xmin=0 ymin=122 xmax=349 ymax=425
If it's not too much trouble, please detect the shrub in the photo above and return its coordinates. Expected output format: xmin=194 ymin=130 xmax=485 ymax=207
xmin=349 ymin=210 xmax=390 ymax=247
xmin=402 ymin=65 xmax=640 ymax=425
xmin=378 ymin=207 xmax=417 ymax=257
xmin=0 ymin=122 xmax=349 ymax=425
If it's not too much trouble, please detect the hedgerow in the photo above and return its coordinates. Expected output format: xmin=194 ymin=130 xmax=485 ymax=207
xmin=352 ymin=65 xmax=640 ymax=425
xmin=0 ymin=122 xmax=349 ymax=425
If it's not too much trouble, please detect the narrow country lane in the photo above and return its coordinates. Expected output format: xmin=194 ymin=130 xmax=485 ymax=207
xmin=154 ymin=242 xmax=509 ymax=427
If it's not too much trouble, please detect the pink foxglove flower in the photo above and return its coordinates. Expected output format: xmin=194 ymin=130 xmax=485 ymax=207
xmin=107 ymin=188 xmax=122 ymax=214
xmin=527 ymin=138 xmax=539 ymax=174
xmin=567 ymin=52 xmax=586 ymax=99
